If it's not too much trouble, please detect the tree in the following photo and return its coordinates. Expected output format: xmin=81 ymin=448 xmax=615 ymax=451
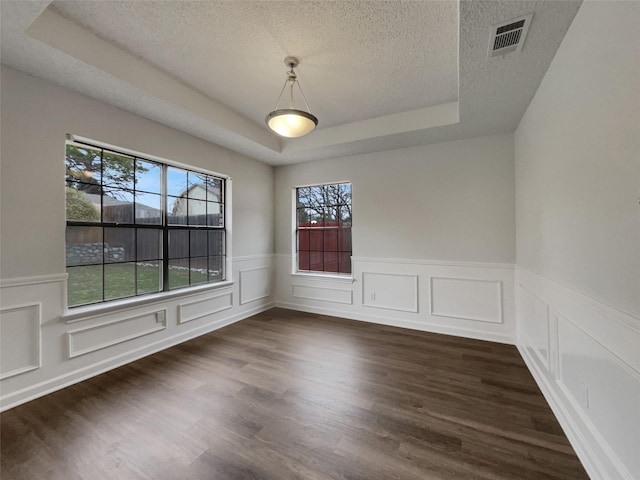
xmin=65 ymin=187 xmax=99 ymax=221
xmin=297 ymin=183 xmax=352 ymax=225
xmin=65 ymin=145 xmax=147 ymax=197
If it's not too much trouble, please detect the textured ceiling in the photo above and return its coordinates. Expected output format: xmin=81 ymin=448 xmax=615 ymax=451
xmin=50 ymin=0 xmax=459 ymax=129
xmin=0 ymin=1 xmax=582 ymax=165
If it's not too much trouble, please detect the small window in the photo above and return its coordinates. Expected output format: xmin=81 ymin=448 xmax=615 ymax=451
xmin=296 ymin=182 xmax=352 ymax=274
xmin=65 ymin=139 xmax=227 ymax=308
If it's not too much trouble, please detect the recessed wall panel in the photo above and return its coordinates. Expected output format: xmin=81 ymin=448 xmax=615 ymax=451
xmin=239 ymin=267 xmax=270 ymax=305
xmin=0 ymin=304 xmax=41 ymax=379
xmin=430 ymin=277 xmax=502 ymax=323
xmin=362 ymin=272 xmax=418 ymax=313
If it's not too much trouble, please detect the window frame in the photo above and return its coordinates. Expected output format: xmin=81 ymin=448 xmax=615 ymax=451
xmin=64 ymin=135 xmax=233 ymax=311
xmin=292 ymin=181 xmax=352 ymax=277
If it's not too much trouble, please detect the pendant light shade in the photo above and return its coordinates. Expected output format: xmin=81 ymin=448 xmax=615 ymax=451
xmin=266 ymin=57 xmax=318 ymax=138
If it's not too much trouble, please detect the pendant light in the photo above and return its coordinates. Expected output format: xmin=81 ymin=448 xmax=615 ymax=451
xmin=265 ymin=56 xmax=318 ymax=138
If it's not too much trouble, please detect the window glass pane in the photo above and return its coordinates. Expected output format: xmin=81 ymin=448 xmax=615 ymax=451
xmin=168 ymin=230 xmax=189 ymax=258
xmin=66 ymin=226 xmax=103 ymax=266
xmin=135 ymin=193 xmax=162 ymax=224
xmin=187 ymin=172 xmax=207 ymax=199
xmin=298 ymin=230 xmax=310 ymax=251
xmin=104 ymin=227 xmax=135 ymax=263
xmin=298 ymin=250 xmax=310 ymax=271
xmin=102 ymin=190 xmax=134 ymax=223
xmin=324 ymin=252 xmax=338 ymax=272
xmin=104 ymin=263 xmax=136 ymax=300
xmin=323 ymin=229 xmax=338 ymax=251
xmin=188 ymin=199 xmax=207 ymax=225
xmin=67 ymin=265 xmax=103 ymax=307
xmin=168 ymin=259 xmax=189 ymax=289
xmin=339 ymin=252 xmax=352 ymax=274
xmin=66 ymin=144 xmax=102 ymax=187
xmin=325 ymin=206 xmax=339 ymax=225
xmin=137 ymin=262 xmax=162 ymax=294
xmin=190 ymin=230 xmax=208 ymax=257
xmin=135 ymin=160 xmax=161 ymax=194
xmin=207 ymin=178 xmax=223 ymax=202
xmin=137 ymin=228 xmax=162 ymax=261
xmin=310 ymin=230 xmax=323 ymax=251
xmin=190 ymin=257 xmax=208 ymax=285
xmin=309 ymin=252 xmax=323 ymax=271
xmin=208 ymin=231 xmax=224 ymax=257
xmin=339 ymin=205 xmax=352 ymax=226
xmin=66 ymin=187 xmax=101 ymax=222
xmin=167 ymin=196 xmax=188 ymax=225
xmin=208 ymin=256 xmax=225 ymax=281
xmin=297 ymin=186 xmax=323 ymax=208
xmin=207 ymin=202 xmax=223 ymax=227
xmin=298 ymin=207 xmax=322 ymax=227
xmin=167 ymin=167 xmax=188 ymax=197
xmin=338 ymin=228 xmax=352 ymax=252
xmin=102 ymin=151 xmax=134 ymax=191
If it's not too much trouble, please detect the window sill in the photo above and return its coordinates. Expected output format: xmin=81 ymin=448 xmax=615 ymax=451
xmin=291 ymin=272 xmax=355 ymax=284
xmin=62 ymin=280 xmax=235 ymax=323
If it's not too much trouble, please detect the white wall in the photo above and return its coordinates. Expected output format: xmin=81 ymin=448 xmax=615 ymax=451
xmin=0 ymin=67 xmax=275 ymax=410
xmin=514 ymin=2 xmax=640 ymax=479
xmin=274 ymin=134 xmax=516 ymax=343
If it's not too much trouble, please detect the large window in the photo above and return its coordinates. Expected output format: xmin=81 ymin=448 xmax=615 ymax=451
xmin=65 ymin=140 xmax=226 ymax=307
xmin=296 ymin=182 xmax=352 ymax=274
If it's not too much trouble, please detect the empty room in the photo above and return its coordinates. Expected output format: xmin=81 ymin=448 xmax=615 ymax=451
xmin=0 ymin=1 xmax=638 ymax=479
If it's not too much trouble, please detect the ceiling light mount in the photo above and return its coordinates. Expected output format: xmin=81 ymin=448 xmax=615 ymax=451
xmin=265 ymin=56 xmax=318 ymax=138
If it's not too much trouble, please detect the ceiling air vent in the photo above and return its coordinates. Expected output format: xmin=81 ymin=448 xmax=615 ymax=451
xmin=488 ymin=13 xmax=533 ymax=59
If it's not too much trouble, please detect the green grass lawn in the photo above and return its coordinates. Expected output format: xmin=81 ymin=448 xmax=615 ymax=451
xmin=67 ymin=263 xmax=215 ymax=307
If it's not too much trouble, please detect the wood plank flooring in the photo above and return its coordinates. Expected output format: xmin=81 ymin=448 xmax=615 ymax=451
xmin=1 ymin=308 xmax=589 ymax=480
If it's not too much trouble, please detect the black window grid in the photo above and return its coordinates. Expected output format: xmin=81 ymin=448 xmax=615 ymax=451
xmin=66 ymin=141 xmax=226 ymax=308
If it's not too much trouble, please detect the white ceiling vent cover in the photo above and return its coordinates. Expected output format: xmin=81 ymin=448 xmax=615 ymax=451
xmin=488 ymin=13 xmax=533 ymax=59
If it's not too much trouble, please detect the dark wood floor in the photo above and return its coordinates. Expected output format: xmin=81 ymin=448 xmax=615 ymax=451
xmin=1 ymin=308 xmax=588 ymax=480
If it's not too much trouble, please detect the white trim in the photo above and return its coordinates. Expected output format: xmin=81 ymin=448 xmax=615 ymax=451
xmin=291 ymin=284 xmax=353 ymax=305
xmin=517 ymin=344 xmax=633 ymax=480
xmin=0 ymin=273 xmax=68 ymax=288
xmin=0 ymin=303 xmax=42 ymax=380
xmin=239 ymin=267 xmax=271 ymax=305
xmin=275 ymin=301 xmax=514 ymax=345
xmin=352 ymin=256 xmax=514 ymax=269
xmin=177 ymin=292 xmax=233 ymax=324
xmin=1 ymin=302 xmax=274 ymax=412
xmin=290 ymin=272 xmax=355 ymax=284
xmin=232 ymin=254 xmax=273 ymax=262
xmin=67 ymin=309 xmax=167 ymax=358
xmin=63 ymin=281 xmax=234 ymax=323
xmin=429 ymin=276 xmax=503 ymax=324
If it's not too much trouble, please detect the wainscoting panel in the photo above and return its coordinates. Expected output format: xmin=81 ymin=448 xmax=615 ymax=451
xmin=275 ymin=254 xmax=515 ymax=344
xmin=516 ymin=267 xmax=639 ymax=480
xmin=292 ymin=284 xmax=353 ymax=304
xmin=362 ymin=272 xmax=418 ymax=313
xmin=1 ymin=254 xmax=274 ymax=411
xmin=239 ymin=266 xmax=271 ymax=305
xmin=0 ymin=303 xmax=41 ymax=379
xmin=178 ymin=292 xmax=233 ymax=324
xmin=68 ymin=310 xmax=167 ymax=358
xmin=430 ymin=277 xmax=502 ymax=323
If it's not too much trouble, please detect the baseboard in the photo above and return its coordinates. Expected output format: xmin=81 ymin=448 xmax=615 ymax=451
xmin=1 ymin=302 xmax=274 ymax=412
xmin=275 ymin=301 xmax=514 ymax=345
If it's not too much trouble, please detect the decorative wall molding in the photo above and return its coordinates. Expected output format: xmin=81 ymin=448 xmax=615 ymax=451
xmin=353 ymin=256 xmax=514 ymax=270
xmin=2 ymin=302 xmax=274 ymax=412
xmin=516 ymin=267 xmax=639 ymax=480
xmin=177 ymin=292 xmax=233 ymax=324
xmin=67 ymin=310 xmax=167 ymax=358
xmin=0 ymin=303 xmax=41 ymax=379
xmin=239 ymin=266 xmax=271 ymax=305
xmin=292 ymin=284 xmax=353 ymax=305
xmin=276 ymin=301 xmax=514 ymax=345
xmin=362 ymin=272 xmax=419 ymax=313
xmin=232 ymin=254 xmax=274 ymax=263
xmin=0 ymin=273 xmax=68 ymax=288
xmin=429 ymin=277 xmax=503 ymax=324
